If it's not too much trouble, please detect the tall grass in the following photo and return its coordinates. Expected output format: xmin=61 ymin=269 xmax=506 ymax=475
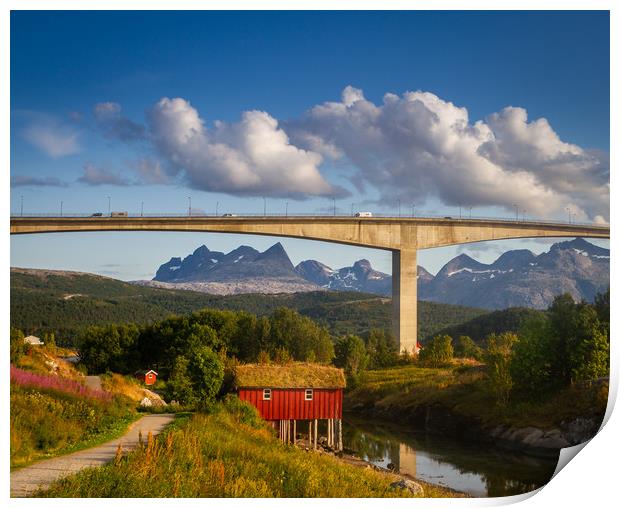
xmin=39 ymin=401 xmax=458 ymax=498
xmin=11 ymin=375 xmax=134 ymax=468
xmin=11 ymin=365 xmax=112 ymax=402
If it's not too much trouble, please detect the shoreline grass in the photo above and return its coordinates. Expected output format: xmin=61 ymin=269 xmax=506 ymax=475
xmin=345 ymin=362 xmax=608 ymax=431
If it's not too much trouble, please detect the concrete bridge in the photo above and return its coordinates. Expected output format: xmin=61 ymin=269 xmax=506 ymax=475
xmin=10 ymin=215 xmax=610 ymax=353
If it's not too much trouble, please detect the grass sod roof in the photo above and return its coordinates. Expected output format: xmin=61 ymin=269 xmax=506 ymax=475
xmin=234 ymin=362 xmax=346 ymax=389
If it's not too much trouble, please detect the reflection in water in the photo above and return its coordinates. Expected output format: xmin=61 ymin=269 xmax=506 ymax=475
xmin=343 ymin=416 xmax=559 ymax=497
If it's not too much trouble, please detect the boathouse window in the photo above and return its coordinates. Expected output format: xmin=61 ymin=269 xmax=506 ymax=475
xmin=305 ymin=389 xmax=313 ymax=401
xmin=263 ymin=389 xmax=271 ymax=401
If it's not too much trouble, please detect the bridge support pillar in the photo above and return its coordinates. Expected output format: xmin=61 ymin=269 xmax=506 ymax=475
xmin=392 ymin=248 xmax=418 ymax=355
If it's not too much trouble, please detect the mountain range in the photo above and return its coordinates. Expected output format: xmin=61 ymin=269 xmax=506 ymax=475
xmin=143 ymin=237 xmax=609 ymax=310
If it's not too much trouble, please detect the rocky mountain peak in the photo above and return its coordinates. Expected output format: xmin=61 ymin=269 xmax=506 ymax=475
xmin=552 ymin=237 xmax=610 ymax=257
xmin=255 ymin=242 xmax=294 ymax=268
xmin=192 ymin=245 xmax=210 ymax=256
xmin=352 ymin=259 xmax=372 ymax=271
xmin=491 ymin=249 xmax=536 ymax=270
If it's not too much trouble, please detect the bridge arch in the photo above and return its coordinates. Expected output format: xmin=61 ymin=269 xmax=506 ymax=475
xmin=11 ymin=216 xmax=609 ymax=353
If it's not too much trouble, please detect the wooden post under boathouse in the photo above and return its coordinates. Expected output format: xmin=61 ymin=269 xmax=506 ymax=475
xmin=234 ymin=363 xmax=346 ymax=451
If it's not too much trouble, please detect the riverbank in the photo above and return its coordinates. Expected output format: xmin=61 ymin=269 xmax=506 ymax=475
xmin=38 ymin=400 xmax=464 ymax=498
xmin=345 ymin=363 xmax=607 ymax=458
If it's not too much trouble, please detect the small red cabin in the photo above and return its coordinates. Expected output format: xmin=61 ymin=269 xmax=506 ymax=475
xmin=235 ymin=363 xmax=346 ymax=450
xmin=135 ymin=369 xmax=158 ymax=386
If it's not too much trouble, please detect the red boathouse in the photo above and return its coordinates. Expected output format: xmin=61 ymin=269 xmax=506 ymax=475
xmin=235 ymin=363 xmax=346 ymax=450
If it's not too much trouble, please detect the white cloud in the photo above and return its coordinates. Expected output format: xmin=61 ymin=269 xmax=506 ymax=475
xmin=78 ymin=163 xmax=131 ymax=186
xmin=147 ymin=97 xmax=346 ymax=198
xmin=22 ymin=123 xmax=80 ymax=158
xmin=288 ymin=86 xmax=609 ymax=221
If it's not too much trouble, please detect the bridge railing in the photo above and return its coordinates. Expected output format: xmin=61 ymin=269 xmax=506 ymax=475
xmin=9 ymin=212 xmax=606 ymax=228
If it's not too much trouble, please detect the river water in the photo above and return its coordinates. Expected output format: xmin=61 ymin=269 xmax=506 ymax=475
xmin=342 ymin=415 xmax=560 ymax=497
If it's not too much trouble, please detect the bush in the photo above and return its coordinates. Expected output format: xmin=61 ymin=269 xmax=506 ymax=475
xmin=222 ymin=394 xmax=264 ymax=429
xmin=454 ymin=335 xmax=482 ymax=360
xmin=419 ymin=335 xmax=453 ymax=367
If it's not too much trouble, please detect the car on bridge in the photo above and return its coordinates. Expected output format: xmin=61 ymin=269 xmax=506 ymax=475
xmin=354 ymin=211 xmax=373 ymax=217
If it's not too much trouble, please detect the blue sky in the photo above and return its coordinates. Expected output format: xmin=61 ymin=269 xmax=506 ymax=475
xmin=10 ymin=10 xmax=610 ymax=279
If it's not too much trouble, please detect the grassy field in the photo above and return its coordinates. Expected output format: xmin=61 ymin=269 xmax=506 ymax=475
xmin=38 ymin=400 xmax=464 ymax=498
xmin=10 ymin=381 xmax=137 ymax=469
xmin=346 ymin=362 xmax=608 ymax=430
xmin=10 ymin=347 xmax=138 ymax=469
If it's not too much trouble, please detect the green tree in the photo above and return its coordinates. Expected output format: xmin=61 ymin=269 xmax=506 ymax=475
xmin=569 ymin=305 xmax=609 ymax=383
xmin=511 ymin=314 xmax=555 ymax=397
xmin=268 ymin=307 xmax=334 ymax=363
xmin=78 ymin=323 xmax=140 ymax=374
xmin=366 ymin=329 xmax=399 ymax=369
xmin=454 ymin=335 xmax=482 ymax=360
xmin=419 ymin=335 xmax=453 ymax=367
xmin=166 ymin=355 xmax=195 ymax=405
xmin=334 ymin=334 xmax=369 ymax=379
xmin=485 ymin=332 xmax=518 ymax=406
xmin=186 ymin=345 xmax=224 ymax=407
xmin=594 ymin=287 xmax=610 ymax=330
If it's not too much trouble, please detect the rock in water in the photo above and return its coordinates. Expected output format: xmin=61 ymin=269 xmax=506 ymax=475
xmin=389 ymin=478 xmax=424 ymax=496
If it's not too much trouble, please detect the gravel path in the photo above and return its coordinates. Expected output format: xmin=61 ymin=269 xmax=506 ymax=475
xmin=11 ymin=413 xmax=175 ymax=497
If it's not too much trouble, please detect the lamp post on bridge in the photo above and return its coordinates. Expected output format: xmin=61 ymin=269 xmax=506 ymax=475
xmin=411 ymin=203 xmax=415 ymax=218
xmin=188 ymin=196 xmax=192 ymax=216
xmin=513 ymin=203 xmax=519 ymax=221
xmin=263 ymin=197 xmax=266 ymax=217
xmin=60 ymin=201 xmax=63 ymax=217
xmin=107 ymin=196 xmax=111 ymax=216
xmin=285 ymin=201 xmax=289 ymax=217
xmin=397 ymin=199 xmax=401 ymax=218
xmin=333 ymin=197 xmax=336 ymax=217
xmin=216 ymin=201 xmax=219 ymax=216
xmin=141 ymin=201 xmax=144 ymax=217
xmin=469 ymin=206 xmax=472 ymax=219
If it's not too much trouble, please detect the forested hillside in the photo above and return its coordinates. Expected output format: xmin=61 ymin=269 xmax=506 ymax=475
xmin=430 ymin=307 xmax=545 ymax=345
xmin=11 ymin=268 xmax=487 ymax=345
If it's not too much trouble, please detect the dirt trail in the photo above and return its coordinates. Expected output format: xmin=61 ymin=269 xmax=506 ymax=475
xmin=10 ymin=413 xmax=175 ymax=497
